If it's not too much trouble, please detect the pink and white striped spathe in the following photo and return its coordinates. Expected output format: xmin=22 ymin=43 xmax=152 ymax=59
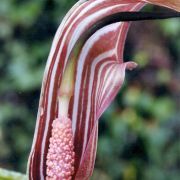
xmin=27 ymin=0 xmax=179 ymax=179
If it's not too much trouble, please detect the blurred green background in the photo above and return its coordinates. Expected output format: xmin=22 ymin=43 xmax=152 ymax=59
xmin=0 ymin=0 xmax=179 ymax=180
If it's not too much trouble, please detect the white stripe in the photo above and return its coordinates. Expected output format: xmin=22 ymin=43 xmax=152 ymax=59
xmin=72 ymin=22 xmax=121 ymax=134
xmin=67 ymin=4 xmax=126 ymax=57
xmin=99 ymin=64 xmax=115 ymax=105
xmin=100 ymin=65 xmax=121 ymax=108
xmin=44 ymin=0 xmax=87 ymax=74
xmin=28 ymin=2 xmax=86 ymax=178
xmin=38 ymin=1 xmax=92 ymax=177
xmin=73 ymin=23 xmax=121 ymax=155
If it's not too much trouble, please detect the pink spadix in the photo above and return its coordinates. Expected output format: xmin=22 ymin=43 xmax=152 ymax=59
xmin=46 ymin=116 xmax=75 ymax=180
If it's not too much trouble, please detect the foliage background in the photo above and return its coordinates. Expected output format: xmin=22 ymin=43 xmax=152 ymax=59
xmin=0 ymin=0 xmax=179 ymax=179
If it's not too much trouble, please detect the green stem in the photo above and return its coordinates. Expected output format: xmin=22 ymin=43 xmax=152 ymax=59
xmin=0 ymin=168 xmax=27 ymax=180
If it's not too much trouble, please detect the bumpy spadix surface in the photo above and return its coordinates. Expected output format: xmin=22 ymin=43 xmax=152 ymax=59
xmin=46 ymin=116 xmax=75 ymax=180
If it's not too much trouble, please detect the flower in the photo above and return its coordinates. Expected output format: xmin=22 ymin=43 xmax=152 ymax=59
xmin=27 ymin=0 xmax=179 ymax=179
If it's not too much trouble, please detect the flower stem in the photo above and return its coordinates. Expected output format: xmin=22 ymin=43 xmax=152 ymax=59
xmin=0 ymin=168 xmax=27 ymax=180
xmin=58 ymin=59 xmax=76 ymax=117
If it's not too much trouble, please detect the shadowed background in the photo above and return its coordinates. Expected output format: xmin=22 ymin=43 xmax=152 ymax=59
xmin=0 ymin=0 xmax=179 ymax=179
